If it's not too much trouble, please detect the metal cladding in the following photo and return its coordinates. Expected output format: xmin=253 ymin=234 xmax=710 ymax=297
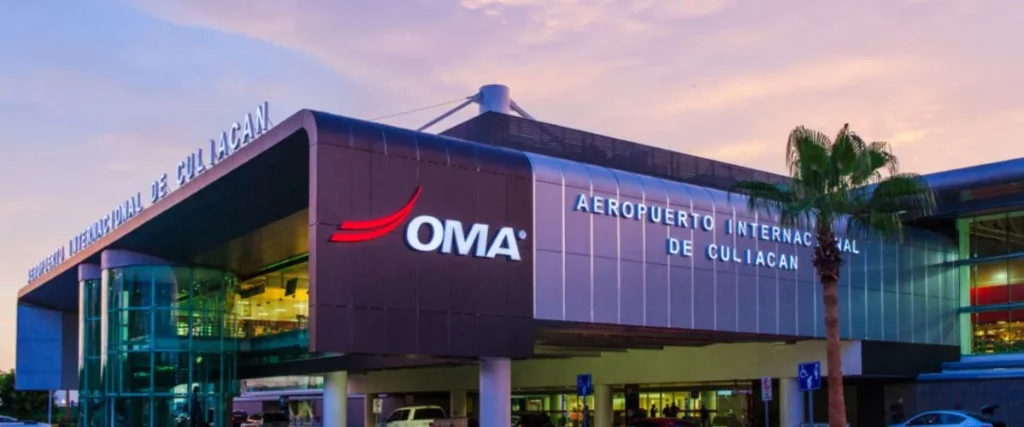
xmin=17 ymin=109 xmax=966 ymax=365
xmin=528 ymin=151 xmax=959 ymax=344
xmin=309 ymin=114 xmax=535 ymax=358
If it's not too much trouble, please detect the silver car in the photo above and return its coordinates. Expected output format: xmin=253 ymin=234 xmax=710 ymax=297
xmin=891 ymin=407 xmax=1003 ymax=427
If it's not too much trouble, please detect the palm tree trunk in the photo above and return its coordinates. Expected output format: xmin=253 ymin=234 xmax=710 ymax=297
xmin=813 ymin=224 xmax=847 ymax=427
xmin=822 ymin=275 xmax=848 ymax=427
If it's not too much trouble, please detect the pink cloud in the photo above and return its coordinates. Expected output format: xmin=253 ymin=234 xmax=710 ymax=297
xmin=113 ymin=0 xmax=1024 ymax=175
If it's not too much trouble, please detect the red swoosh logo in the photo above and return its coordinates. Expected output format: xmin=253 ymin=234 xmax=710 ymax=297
xmin=329 ymin=186 xmax=422 ymax=243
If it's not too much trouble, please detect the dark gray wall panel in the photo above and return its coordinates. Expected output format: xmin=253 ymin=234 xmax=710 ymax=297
xmin=527 ymin=152 xmax=960 ymax=345
xmin=310 ymin=115 xmax=534 ymax=358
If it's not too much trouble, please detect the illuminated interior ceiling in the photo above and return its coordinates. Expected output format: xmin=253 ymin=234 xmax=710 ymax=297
xmin=974 ymin=260 xmax=1024 ymax=287
xmin=195 ymin=209 xmax=309 ymax=278
xmin=972 ymin=215 xmax=1024 ymax=247
xmin=237 ymin=262 xmax=309 ymax=321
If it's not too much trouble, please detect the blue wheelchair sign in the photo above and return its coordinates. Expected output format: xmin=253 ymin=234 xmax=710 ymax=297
xmin=577 ymin=374 xmax=593 ymax=396
xmin=797 ymin=362 xmax=821 ymax=391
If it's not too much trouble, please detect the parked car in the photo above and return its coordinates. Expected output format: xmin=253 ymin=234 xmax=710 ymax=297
xmin=628 ymin=417 xmax=701 ymax=427
xmin=891 ymin=405 xmax=1005 ymax=427
xmin=241 ymin=412 xmax=289 ymax=427
xmin=232 ymin=411 xmax=249 ymax=427
xmin=384 ymin=405 xmax=448 ymax=427
xmin=428 ymin=417 xmax=469 ymax=427
xmin=0 ymin=415 xmax=51 ymax=426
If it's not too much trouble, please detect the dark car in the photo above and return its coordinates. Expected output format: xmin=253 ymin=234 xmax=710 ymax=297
xmin=512 ymin=413 xmax=554 ymax=427
xmin=629 ymin=417 xmax=701 ymax=427
xmin=231 ymin=411 xmax=248 ymax=427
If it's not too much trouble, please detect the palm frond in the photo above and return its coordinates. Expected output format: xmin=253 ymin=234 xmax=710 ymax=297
xmin=848 ymin=140 xmax=897 ymax=187
xmin=846 ymin=173 xmax=936 ymax=240
xmin=731 ymin=180 xmax=813 ymax=229
xmin=756 ymin=123 xmax=935 ymax=244
xmin=785 ymin=126 xmax=832 ymax=194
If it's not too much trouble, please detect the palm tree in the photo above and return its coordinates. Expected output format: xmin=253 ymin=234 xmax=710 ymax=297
xmin=732 ymin=124 xmax=935 ymax=427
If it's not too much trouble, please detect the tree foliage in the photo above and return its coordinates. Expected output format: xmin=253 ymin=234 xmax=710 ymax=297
xmin=0 ymin=369 xmax=53 ymax=421
xmin=732 ymin=124 xmax=936 ymax=427
xmin=734 ymin=124 xmax=935 ymax=240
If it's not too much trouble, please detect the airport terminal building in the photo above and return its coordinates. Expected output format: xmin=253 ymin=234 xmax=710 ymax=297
xmin=15 ymin=87 xmax=1024 ymax=427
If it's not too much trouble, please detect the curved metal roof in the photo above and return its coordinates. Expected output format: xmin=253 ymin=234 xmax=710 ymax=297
xmin=922 ymin=157 xmax=1024 ymax=217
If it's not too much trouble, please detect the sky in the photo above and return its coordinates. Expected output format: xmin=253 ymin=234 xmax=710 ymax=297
xmin=2 ymin=0 xmax=1024 ymax=371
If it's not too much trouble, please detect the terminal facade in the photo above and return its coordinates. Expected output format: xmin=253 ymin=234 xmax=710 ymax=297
xmin=15 ymin=89 xmax=1024 ymax=427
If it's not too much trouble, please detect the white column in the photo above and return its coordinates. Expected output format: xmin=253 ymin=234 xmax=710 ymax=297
xmin=479 ymin=358 xmax=511 ymax=427
xmin=594 ymin=385 xmax=612 ymax=427
xmin=364 ymin=393 xmax=377 ymax=427
xmin=450 ymin=389 xmax=468 ymax=418
xmin=324 ymin=371 xmax=349 ymax=427
xmin=779 ymin=378 xmax=804 ymax=427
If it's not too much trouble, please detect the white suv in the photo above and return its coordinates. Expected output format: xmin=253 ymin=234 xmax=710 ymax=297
xmin=384 ymin=405 xmax=448 ymax=427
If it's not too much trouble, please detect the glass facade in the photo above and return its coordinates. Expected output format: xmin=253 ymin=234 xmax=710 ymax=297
xmin=79 ymin=265 xmax=241 ymax=427
xmin=234 ymin=262 xmax=309 ymax=340
xmin=511 ymin=385 xmax=750 ymax=427
xmin=960 ymin=212 xmax=1024 ymax=354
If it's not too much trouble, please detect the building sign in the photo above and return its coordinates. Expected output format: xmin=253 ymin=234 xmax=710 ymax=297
xmin=572 ymin=193 xmax=859 ymax=271
xmin=327 ymin=186 xmax=527 ymax=261
xmin=404 ymin=215 xmax=526 ymax=261
xmin=26 ymin=102 xmax=273 ymax=283
xmin=151 ymin=101 xmax=273 ymax=203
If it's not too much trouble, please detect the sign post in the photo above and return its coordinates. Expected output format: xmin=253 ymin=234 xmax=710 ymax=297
xmin=577 ymin=374 xmax=593 ymax=427
xmin=372 ymin=398 xmax=383 ymax=426
xmin=797 ymin=362 xmax=822 ymax=427
xmin=760 ymin=377 xmax=772 ymax=427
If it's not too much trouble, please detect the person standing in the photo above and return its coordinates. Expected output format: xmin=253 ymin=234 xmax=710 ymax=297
xmin=280 ymin=396 xmax=291 ymax=422
xmin=189 ymin=386 xmax=205 ymax=427
xmin=699 ymin=404 xmax=709 ymax=427
xmin=890 ymin=397 xmax=906 ymax=424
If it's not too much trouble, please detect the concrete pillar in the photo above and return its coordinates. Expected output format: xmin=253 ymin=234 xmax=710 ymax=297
xmin=479 ymin=358 xmax=511 ymax=427
xmin=363 ymin=393 xmax=377 ymax=427
xmin=450 ymin=389 xmax=468 ymax=418
xmin=324 ymin=371 xmax=349 ymax=427
xmin=779 ymin=378 xmax=804 ymax=427
xmin=594 ymin=385 xmax=612 ymax=427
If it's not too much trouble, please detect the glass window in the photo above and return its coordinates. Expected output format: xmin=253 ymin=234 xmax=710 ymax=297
xmin=968 ymin=212 xmax=1024 ymax=258
xmin=1008 ymin=214 xmax=1024 ymax=254
xmin=386 ymin=410 xmax=408 ymax=423
xmin=82 ymin=264 xmax=240 ymax=427
xmin=972 ymin=310 xmax=1024 ymax=354
xmin=235 ymin=262 xmax=309 ymax=339
xmin=940 ymin=414 xmax=966 ymax=424
xmin=906 ymin=413 xmax=940 ymax=425
xmin=969 ymin=259 xmax=1024 ymax=305
xmin=414 ymin=408 xmax=447 ymax=420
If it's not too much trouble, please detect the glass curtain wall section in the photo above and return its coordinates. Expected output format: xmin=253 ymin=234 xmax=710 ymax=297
xmin=960 ymin=211 xmax=1024 ymax=354
xmin=235 ymin=261 xmax=309 ymax=340
xmin=80 ymin=265 xmax=241 ymax=427
xmin=79 ymin=276 xmax=104 ymax=427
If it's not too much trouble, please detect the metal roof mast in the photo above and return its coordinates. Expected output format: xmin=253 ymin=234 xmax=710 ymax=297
xmin=418 ymin=84 xmax=535 ymax=132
